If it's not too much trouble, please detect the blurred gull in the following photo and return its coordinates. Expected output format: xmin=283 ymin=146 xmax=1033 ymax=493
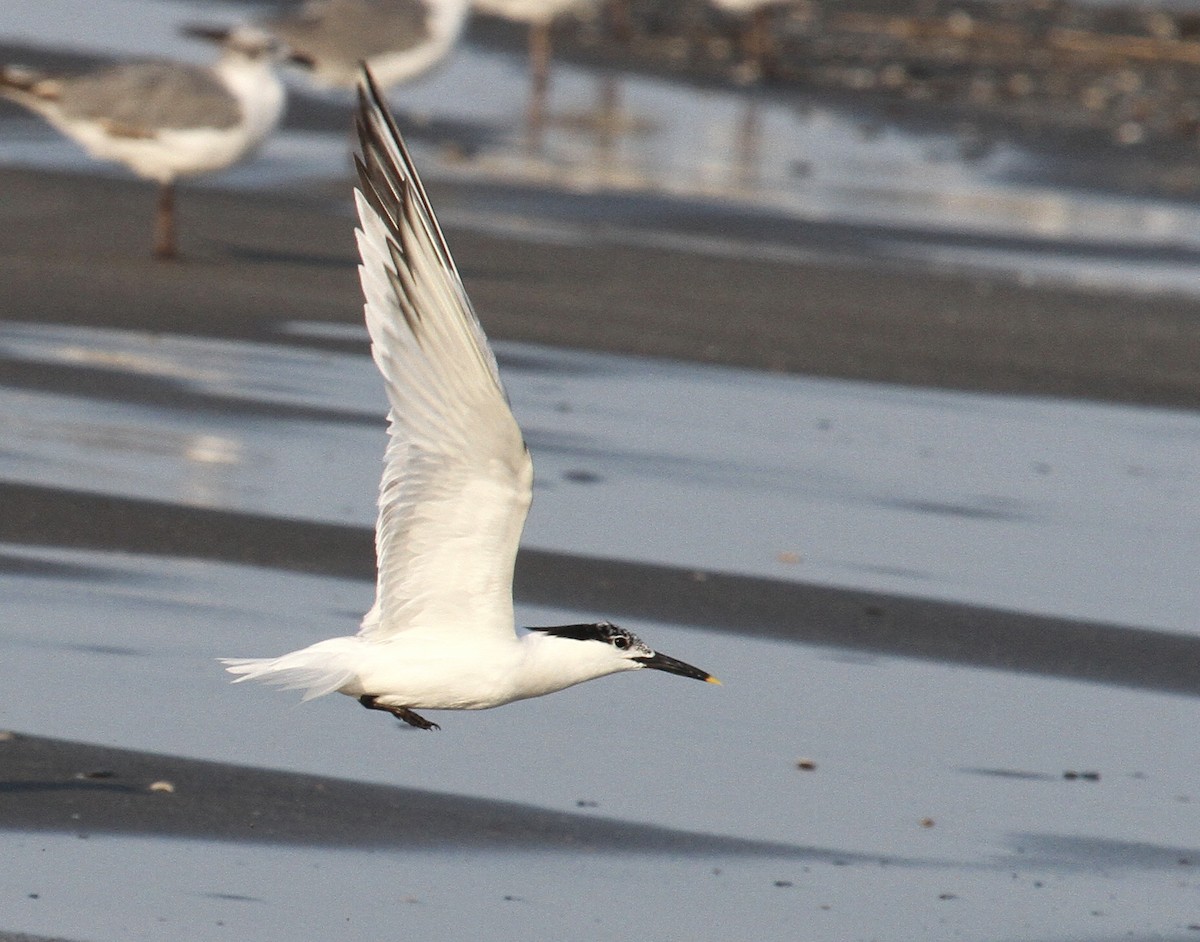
xmin=260 ymin=0 xmax=471 ymax=90
xmin=221 ymin=70 xmax=718 ymax=731
xmin=0 ymin=26 xmax=288 ymax=259
xmin=710 ymin=0 xmax=791 ymax=78
xmin=473 ymin=0 xmax=594 ymax=125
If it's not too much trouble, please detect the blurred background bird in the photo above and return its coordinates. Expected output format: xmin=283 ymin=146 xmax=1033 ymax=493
xmin=472 ymin=0 xmax=595 ymax=129
xmin=709 ymin=0 xmax=792 ymax=79
xmin=0 ymin=25 xmax=289 ymax=259
xmin=258 ymin=0 xmax=471 ymax=91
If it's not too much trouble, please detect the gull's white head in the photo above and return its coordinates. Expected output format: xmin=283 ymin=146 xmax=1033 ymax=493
xmin=182 ymin=23 xmax=287 ymax=61
xmin=527 ymin=621 xmax=720 ymax=685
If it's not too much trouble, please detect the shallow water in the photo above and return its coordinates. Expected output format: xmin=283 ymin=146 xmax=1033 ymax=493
xmin=3 ymin=543 xmax=1200 ymax=941
xmin=6 ymin=825 xmax=1200 ymax=942
xmin=7 ymin=1 xmax=1200 ymax=295
xmin=1 ymin=319 xmax=1199 ymax=938
xmin=1 ymin=320 xmax=1197 ymax=632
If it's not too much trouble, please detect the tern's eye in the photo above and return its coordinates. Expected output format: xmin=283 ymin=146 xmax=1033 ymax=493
xmin=612 ymin=635 xmax=630 ymax=650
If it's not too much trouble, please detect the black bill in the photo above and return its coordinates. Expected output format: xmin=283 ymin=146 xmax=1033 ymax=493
xmin=635 ymin=652 xmax=721 ymax=684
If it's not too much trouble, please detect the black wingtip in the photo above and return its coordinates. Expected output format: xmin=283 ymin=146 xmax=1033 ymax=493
xmin=353 ymin=62 xmax=460 ymax=279
xmin=360 ymin=62 xmax=386 ymax=106
xmin=354 ymin=63 xmax=377 ymax=155
xmin=356 ymin=63 xmax=407 ymax=166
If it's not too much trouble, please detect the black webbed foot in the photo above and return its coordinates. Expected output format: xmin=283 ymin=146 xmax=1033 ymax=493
xmin=392 ymin=707 xmax=440 ymax=730
xmin=358 ymin=695 xmax=441 ymax=730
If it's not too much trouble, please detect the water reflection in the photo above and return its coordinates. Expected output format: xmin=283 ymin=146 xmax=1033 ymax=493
xmin=1 ymin=320 xmax=1196 ymax=634
xmin=730 ymin=95 xmax=763 ymax=191
xmin=4 ymin=542 xmax=1200 ymax=942
xmin=8 ymin=0 xmax=1200 ymax=279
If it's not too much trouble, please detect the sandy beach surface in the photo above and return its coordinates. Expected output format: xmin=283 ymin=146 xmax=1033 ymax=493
xmin=3 ymin=161 xmax=1200 ymax=408
xmin=2 ymin=2 xmax=1200 ymax=940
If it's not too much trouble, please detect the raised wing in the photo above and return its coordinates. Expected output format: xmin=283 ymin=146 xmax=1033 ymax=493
xmin=352 ymin=69 xmax=532 ymax=641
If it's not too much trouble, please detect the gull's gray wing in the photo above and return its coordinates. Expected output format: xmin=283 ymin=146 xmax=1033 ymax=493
xmin=266 ymin=0 xmax=432 ymax=61
xmin=58 ymin=61 xmax=240 ymax=132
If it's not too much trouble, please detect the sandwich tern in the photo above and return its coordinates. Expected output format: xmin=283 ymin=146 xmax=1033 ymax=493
xmin=221 ymin=70 xmax=718 ymax=730
xmin=0 ymin=26 xmax=287 ymax=259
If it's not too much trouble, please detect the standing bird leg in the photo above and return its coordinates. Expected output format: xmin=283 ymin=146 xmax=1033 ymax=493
xmin=744 ymin=7 xmax=776 ymax=78
xmin=154 ymin=180 xmax=178 ymax=260
xmin=527 ymin=19 xmax=552 ymax=135
xmin=606 ymin=0 xmax=633 ymax=42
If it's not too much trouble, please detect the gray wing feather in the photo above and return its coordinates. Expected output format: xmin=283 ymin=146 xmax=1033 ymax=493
xmin=266 ymin=0 xmax=431 ymax=61
xmin=59 ymin=61 xmax=240 ymax=131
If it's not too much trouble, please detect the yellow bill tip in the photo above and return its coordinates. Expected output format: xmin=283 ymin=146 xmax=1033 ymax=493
xmin=705 ymin=675 xmax=723 ymax=686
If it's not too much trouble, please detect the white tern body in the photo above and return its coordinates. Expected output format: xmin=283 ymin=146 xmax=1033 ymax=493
xmin=222 ymin=70 xmax=717 ymax=730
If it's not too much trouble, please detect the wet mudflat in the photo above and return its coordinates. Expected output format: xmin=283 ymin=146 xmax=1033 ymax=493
xmin=2 ymin=1 xmax=1200 ymax=940
xmin=0 ymin=318 xmax=1197 ymax=941
xmin=2 ymin=534 xmax=1199 ymax=940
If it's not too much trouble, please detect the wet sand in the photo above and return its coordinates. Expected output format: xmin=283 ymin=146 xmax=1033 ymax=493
xmin=2 ymin=480 xmax=1198 ymax=697
xmin=2 ymin=156 xmax=1199 ymax=863
xmin=3 ymin=19 xmax=1200 ymax=922
xmin=2 ymin=164 xmax=1200 ymax=409
xmin=0 ymin=731 xmax=835 ymax=858
xmin=0 ymin=935 xmax=75 ymax=942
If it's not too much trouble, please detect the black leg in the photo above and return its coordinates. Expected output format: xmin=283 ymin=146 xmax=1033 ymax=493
xmin=358 ymin=695 xmax=441 ymax=730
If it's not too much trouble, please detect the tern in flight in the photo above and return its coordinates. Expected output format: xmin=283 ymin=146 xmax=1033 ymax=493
xmin=221 ymin=70 xmax=718 ymax=730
